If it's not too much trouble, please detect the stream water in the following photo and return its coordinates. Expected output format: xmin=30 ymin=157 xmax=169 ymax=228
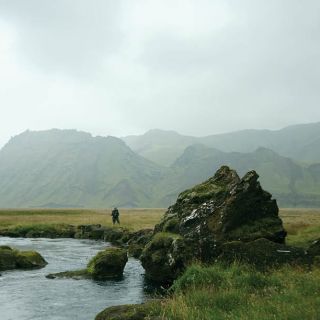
xmin=0 ymin=237 xmax=147 ymax=320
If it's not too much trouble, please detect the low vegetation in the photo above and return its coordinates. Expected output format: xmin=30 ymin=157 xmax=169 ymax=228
xmin=153 ymin=263 xmax=320 ymax=320
xmin=0 ymin=208 xmax=165 ymax=232
xmin=149 ymin=208 xmax=320 ymax=320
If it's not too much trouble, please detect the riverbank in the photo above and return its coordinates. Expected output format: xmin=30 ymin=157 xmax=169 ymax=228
xmin=0 ymin=208 xmax=165 ymax=231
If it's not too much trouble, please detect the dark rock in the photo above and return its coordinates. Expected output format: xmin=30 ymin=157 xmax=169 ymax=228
xmin=307 ymin=238 xmax=320 ymax=266
xmin=46 ymin=269 xmax=90 ymax=280
xmin=140 ymin=232 xmax=193 ymax=283
xmin=308 ymin=239 xmax=320 ymax=256
xmin=0 ymin=246 xmax=47 ymax=271
xmin=87 ymin=247 xmax=128 ymax=280
xmin=217 ymin=238 xmax=312 ymax=268
xmin=47 ymin=247 xmax=128 ymax=280
xmin=95 ymin=302 xmax=159 ymax=320
xmin=0 ymin=224 xmax=76 ymax=238
xmin=104 ymin=228 xmax=128 ymax=243
xmin=142 ymin=166 xmax=287 ymax=282
xmin=127 ymin=229 xmax=153 ymax=258
xmin=74 ymin=224 xmax=104 ymax=239
xmin=74 ymin=225 xmax=129 ymax=244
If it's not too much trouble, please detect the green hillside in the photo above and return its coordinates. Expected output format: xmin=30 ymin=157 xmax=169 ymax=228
xmin=1 ymin=129 xmax=320 ymax=208
xmin=123 ymin=122 xmax=320 ymax=166
xmin=154 ymin=145 xmax=320 ymax=207
xmin=0 ymin=129 xmax=165 ymax=208
xmin=123 ymin=129 xmax=197 ymax=167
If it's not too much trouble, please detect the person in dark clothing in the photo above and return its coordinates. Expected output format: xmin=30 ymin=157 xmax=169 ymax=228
xmin=111 ymin=207 xmax=120 ymax=225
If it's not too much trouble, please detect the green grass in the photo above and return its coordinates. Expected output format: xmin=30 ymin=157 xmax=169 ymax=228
xmin=0 ymin=208 xmax=165 ymax=231
xmin=280 ymin=208 xmax=320 ymax=247
xmin=150 ymin=209 xmax=320 ymax=320
xmin=154 ymin=263 xmax=320 ymax=320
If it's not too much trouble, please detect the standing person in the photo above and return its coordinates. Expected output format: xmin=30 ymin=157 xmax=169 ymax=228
xmin=111 ymin=207 xmax=120 ymax=225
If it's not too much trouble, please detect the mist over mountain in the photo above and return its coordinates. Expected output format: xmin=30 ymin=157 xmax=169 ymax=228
xmin=0 ymin=129 xmax=164 ymax=208
xmin=157 ymin=145 xmax=320 ymax=207
xmin=1 ymin=124 xmax=320 ymax=208
xmin=124 ymin=122 xmax=320 ymax=166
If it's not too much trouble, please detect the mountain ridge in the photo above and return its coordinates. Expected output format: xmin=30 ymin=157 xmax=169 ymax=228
xmin=1 ymin=125 xmax=320 ymax=208
xmin=123 ymin=122 xmax=320 ymax=166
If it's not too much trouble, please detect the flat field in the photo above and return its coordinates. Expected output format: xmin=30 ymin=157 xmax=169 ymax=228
xmin=0 ymin=208 xmax=319 ymax=244
xmin=0 ymin=208 xmax=165 ymax=231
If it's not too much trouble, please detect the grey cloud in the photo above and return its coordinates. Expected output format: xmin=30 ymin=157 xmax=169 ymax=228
xmin=0 ymin=0 xmax=319 ymax=147
xmin=0 ymin=0 xmax=124 ymax=76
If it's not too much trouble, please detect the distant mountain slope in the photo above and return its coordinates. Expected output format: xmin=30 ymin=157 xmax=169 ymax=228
xmin=1 ymin=128 xmax=320 ymax=208
xmin=123 ymin=129 xmax=197 ymax=166
xmin=0 ymin=129 xmax=165 ymax=208
xmin=123 ymin=122 xmax=320 ymax=166
xmin=154 ymin=145 xmax=320 ymax=208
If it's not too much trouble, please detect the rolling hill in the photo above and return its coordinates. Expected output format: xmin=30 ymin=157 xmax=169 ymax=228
xmin=154 ymin=145 xmax=320 ymax=207
xmin=123 ymin=122 xmax=320 ymax=166
xmin=1 ymin=128 xmax=320 ymax=208
xmin=0 ymin=129 xmax=165 ymax=208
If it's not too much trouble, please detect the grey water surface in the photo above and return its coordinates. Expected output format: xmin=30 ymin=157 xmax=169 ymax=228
xmin=0 ymin=237 xmax=146 ymax=320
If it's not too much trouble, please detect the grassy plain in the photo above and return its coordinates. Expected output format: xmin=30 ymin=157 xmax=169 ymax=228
xmin=0 ymin=207 xmax=319 ymax=239
xmin=153 ymin=208 xmax=320 ymax=320
xmin=0 ymin=208 xmax=165 ymax=231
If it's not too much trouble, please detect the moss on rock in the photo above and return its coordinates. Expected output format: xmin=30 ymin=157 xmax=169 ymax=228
xmin=47 ymin=247 xmax=128 ymax=280
xmin=0 ymin=224 xmax=76 ymax=238
xmin=217 ymin=238 xmax=312 ymax=269
xmin=0 ymin=246 xmax=47 ymax=271
xmin=95 ymin=301 xmax=159 ymax=320
xmin=141 ymin=232 xmax=192 ymax=283
xmin=87 ymin=247 xmax=128 ymax=280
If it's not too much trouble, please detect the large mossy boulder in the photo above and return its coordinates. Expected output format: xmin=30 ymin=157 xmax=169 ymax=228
xmin=142 ymin=166 xmax=287 ymax=282
xmin=0 ymin=246 xmax=47 ymax=271
xmin=87 ymin=247 xmax=128 ymax=280
xmin=217 ymin=238 xmax=312 ymax=269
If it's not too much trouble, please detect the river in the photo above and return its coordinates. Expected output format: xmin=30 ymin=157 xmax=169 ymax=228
xmin=0 ymin=237 xmax=146 ymax=320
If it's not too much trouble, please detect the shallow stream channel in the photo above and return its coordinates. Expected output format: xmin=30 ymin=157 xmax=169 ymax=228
xmin=0 ymin=237 xmax=147 ymax=320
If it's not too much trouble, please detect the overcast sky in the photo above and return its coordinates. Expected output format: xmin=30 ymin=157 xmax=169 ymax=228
xmin=0 ymin=0 xmax=319 ymax=148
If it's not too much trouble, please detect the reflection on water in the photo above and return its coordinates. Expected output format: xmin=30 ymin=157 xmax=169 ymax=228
xmin=0 ymin=237 xmax=146 ymax=320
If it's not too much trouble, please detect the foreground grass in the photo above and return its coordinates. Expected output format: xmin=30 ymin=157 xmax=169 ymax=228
xmin=0 ymin=208 xmax=165 ymax=231
xmin=154 ymin=263 xmax=320 ymax=320
xmin=152 ymin=209 xmax=320 ymax=320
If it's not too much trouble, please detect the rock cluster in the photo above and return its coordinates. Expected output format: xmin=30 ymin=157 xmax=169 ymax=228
xmin=141 ymin=166 xmax=288 ymax=282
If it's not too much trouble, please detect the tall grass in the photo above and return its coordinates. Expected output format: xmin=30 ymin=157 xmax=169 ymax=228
xmin=155 ymin=263 xmax=320 ymax=320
